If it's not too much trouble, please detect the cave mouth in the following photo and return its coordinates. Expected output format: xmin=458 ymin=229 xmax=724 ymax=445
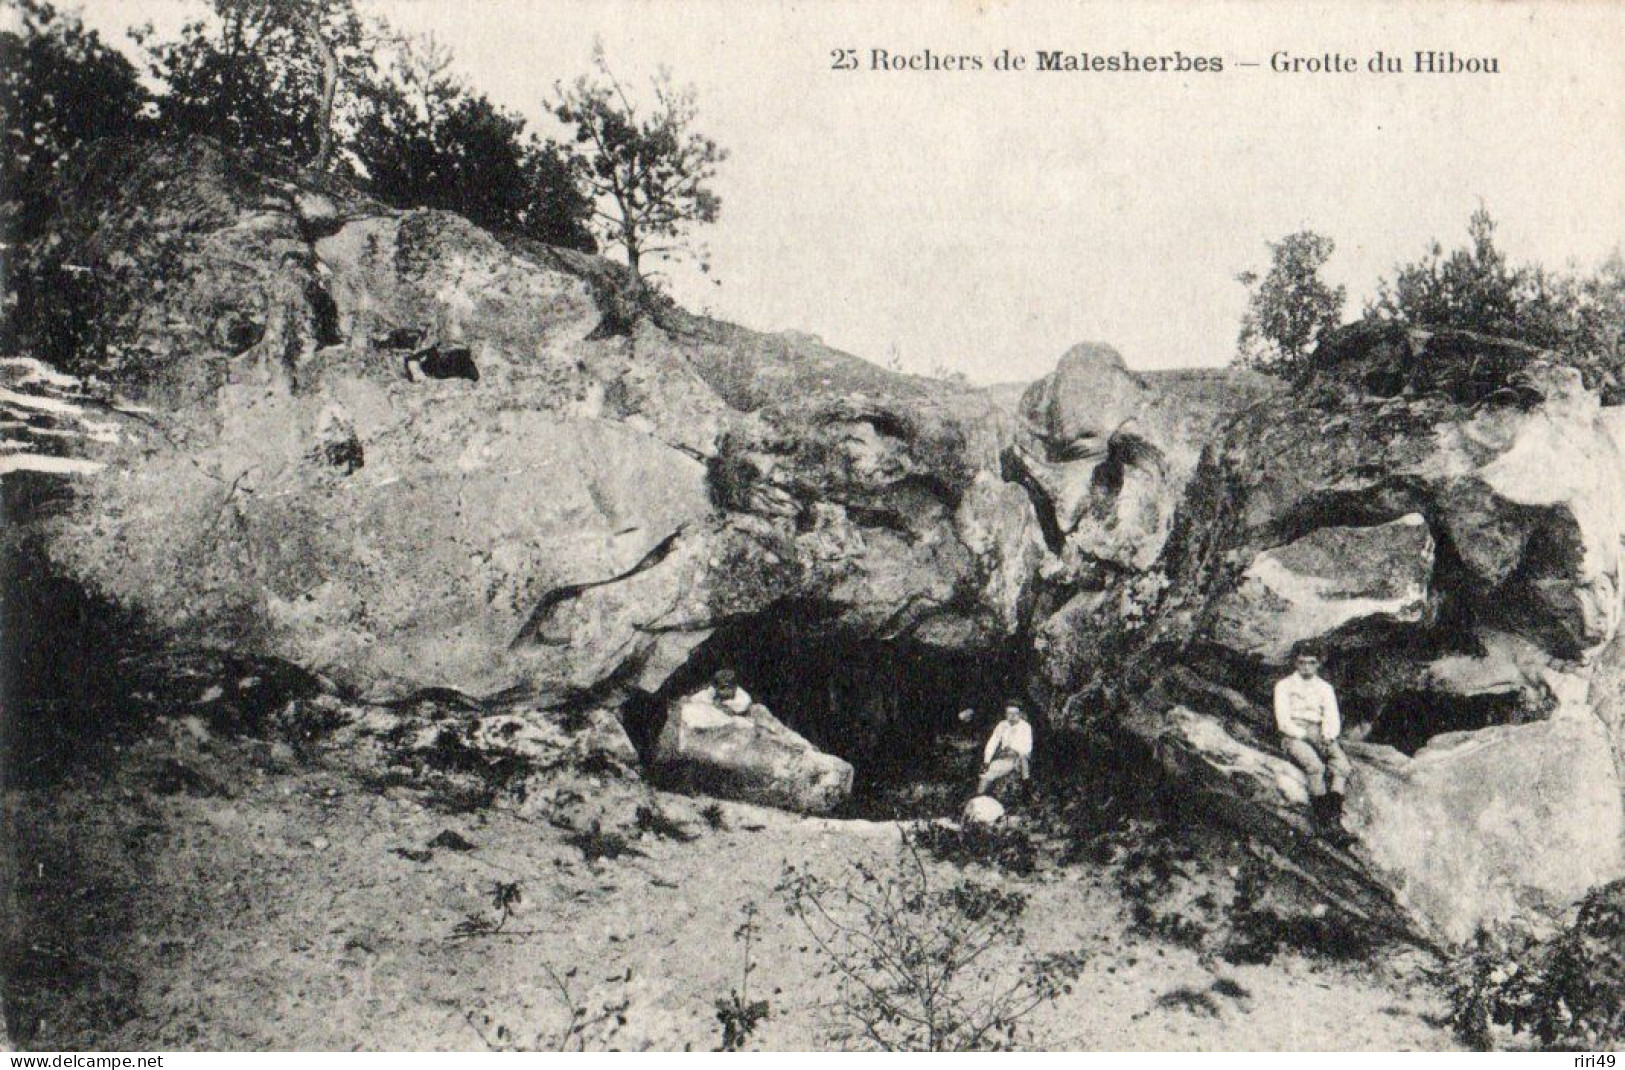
xmin=1365 ymin=689 xmax=1543 ymax=755
xmin=624 ymin=611 xmax=1030 ymax=815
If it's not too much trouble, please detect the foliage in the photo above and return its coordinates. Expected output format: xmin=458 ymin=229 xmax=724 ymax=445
xmin=906 ymin=821 xmax=1037 ymax=877
xmin=1235 ymin=230 xmax=1347 ymax=378
xmin=450 ymin=879 xmax=524 ymax=940
xmin=778 ymin=843 xmax=1085 ymax=1050
xmin=1444 ymin=880 xmax=1625 ymax=1050
xmin=1369 ymin=207 xmax=1527 ymax=343
xmin=705 ymin=431 xmax=762 ymax=512
xmin=633 ymin=802 xmax=697 ymax=842
xmin=0 ymin=0 xmax=149 ymax=235
xmin=700 ymin=802 xmax=728 ymax=830
xmin=714 ymin=902 xmax=772 ymax=1051
xmin=140 ymin=0 xmax=371 ymax=171
xmin=564 ymin=824 xmax=645 ymax=863
xmin=350 ymin=31 xmax=594 ymax=249
xmin=1366 ymin=208 xmax=1625 ymax=392
xmin=553 ymin=42 xmax=727 ymax=280
xmin=465 ymin=965 xmax=632 ymax=1051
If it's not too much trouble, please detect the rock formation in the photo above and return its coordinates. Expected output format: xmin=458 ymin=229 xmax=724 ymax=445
xmin=652 ymin=698 xmax=853 ymax=813
xmin=7 ymin=138 xmax=1622 ymax=944
xmin=1005 ymin=343 xmax=1277 ymax=577
xmin=3 ymin=140 xmax=1046 ymax=758
xmin=1064 ymin=325 xmax=1625 ymax=943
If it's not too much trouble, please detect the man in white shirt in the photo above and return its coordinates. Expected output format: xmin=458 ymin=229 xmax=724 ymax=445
xmin=1274 ymin=642 xmax=1354 ymax=846
xmin=977 ymin=700 xmax=1034 ymax=797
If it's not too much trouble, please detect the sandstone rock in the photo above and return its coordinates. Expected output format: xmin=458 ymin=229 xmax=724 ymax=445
xmin=1076 ymin=325 xmax=1625 ymax=944
xmin=1008 ymin=345 xmax=1278 ymax=573
xmin=1209 ymin=514 xmax=1435 ymax=662
xmin=1352 ymin=709 xmax=1624 ymax=945
xmin=9 ymin=139 xmax=1041 ymax=726
xmin=1419 ymin=630 xmax=1550 ymax=700
xmin=962 ymin=794 xmax=1006 ymax=825
xmin=1008 ymin=344 xmax=1169 ymax=570
xmin=652 ymin=698 xmax=853 ymax=813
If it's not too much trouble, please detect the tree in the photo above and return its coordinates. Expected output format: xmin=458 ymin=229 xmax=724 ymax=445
xmin=142 ymin=0 xmax=369 ymax=172
xmin=1366 ymin=208 xmax=1625 ymax=391
xmin=1368 ymin=207 xmax=1522 ymax=338
xmin=0 ymin=0 xmax=148 ymax=233
xmin=351 ymin=32 xmax=594 ymax=250
xmin=553 ymin=44 xmax=726 ymax=281
xmin=1235 ymin=230 xmax=1347 ymax=377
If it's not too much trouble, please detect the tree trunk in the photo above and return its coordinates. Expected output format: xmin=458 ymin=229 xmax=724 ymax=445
xmin=301 ymin=9 xmax=338 ymax=171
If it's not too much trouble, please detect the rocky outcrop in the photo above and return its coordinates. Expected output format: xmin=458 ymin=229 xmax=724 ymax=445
xmin=4 ymin=139 xmax=1046 ymax=752
xmin=1209 ymin=513 xmax=1435 ymax=661
xmin=1007 ymin=344 xmax=1277 ymax=575
xmin=1074 ymin=325 xmax=1625 ymax=943
xmin=652 ymin=697 xmax=853 ymax=813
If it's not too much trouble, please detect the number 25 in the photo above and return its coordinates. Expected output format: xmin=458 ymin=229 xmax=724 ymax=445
xmin=830 ymin=48 xmax=858 ymax=71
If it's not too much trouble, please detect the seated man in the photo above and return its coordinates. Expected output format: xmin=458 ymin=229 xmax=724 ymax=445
xmin=688 ymin=668 xmax=754 ymax=716
xmin=1274 ymin=641 xmax=1355 ymax=847
xmin=977 ymin=699 xmax=1034 ymax=797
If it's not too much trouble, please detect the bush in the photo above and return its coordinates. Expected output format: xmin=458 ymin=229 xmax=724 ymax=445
xmin=1445 ymin=880 xmax=1625 ymax=1050
xmin=778 ymin=842 xmax=1084 ymax=1050
xmin=906 ymin=821 xmax=1037 ymax=877
xmin=634 ymin=803 xmax=697 ymax=843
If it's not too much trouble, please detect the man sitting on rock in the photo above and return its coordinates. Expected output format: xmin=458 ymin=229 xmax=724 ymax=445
xmin=1274 ymin=642 xmax=1355 ymax=847
xmin=689 ymin=669 xmax=755 ymax=717
xmin=976 ymin=699 xmax=1034 ymax=798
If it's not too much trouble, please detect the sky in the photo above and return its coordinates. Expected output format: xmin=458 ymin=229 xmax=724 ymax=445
xmin=68 ymin=0 xmax=1625 ymax=383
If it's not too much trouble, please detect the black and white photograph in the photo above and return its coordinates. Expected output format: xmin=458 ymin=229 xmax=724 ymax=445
xmin=1 ymin=0 xmax=1622 ymax=1054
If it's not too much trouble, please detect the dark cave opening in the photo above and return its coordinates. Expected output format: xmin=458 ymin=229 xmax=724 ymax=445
xmin=624 ymin=609 xmax=1031 ymax=813
xmin=1365 ymin=689 xmax=1543 ymax=755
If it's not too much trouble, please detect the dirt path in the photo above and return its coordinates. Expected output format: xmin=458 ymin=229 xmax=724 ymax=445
xmin=2 ymin=728 xmax=1460 ymax=1051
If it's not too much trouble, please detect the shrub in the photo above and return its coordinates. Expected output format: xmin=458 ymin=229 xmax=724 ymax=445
xmin=634 ymin=803 xmax=697 ymax=843
xmin=1445 ymin=880 xmax=1625 ymax=1050
xmin=778 ymin=842 xmax=1084 ymax=1050
xmin=564 ymin=825 xmax=644 ymax=864
xmin=906 ymin=821 xmax=1037 ymax=877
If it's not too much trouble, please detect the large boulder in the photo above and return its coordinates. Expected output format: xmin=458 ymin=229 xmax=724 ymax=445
xmin=651 ymin=697 xmax=853 ymax=813
xmin=1354 ymin=695 xmax=1624 ymax=945
xmin=1209 ymin=513 xmax=1435 ymax=661
xmin=5 ymin=139 xmax=1047 ymax=736
xmin=1070 ymin=324 xmax=1625 ymax=943
xmin=1007 ymin=344 xmax=1277 ymax=574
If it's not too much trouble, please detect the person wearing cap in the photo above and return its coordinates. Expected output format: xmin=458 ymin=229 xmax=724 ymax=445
xmin=688 ymin=668 xmax=753 ymax=716
xmin=977 ymin=699 xmax=1034 ymax=796
xmin=1274 ymin=642 xmax=1355 ymax=846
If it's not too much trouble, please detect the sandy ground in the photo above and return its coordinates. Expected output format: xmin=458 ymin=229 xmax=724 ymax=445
xmin=2 ymin=724 xmax=1461 ymax=1051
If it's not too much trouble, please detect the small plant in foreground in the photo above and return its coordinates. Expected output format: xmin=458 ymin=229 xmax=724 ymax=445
xmin=714 ymin=901 xmax=772 ymax=1050
xmin=450 ymin=880 xmax=524 ymax=940
xmin=778 ymin=840 xmax=1085 ymax=1050
xmin=465 ymin=965 xmax=632 ymax=1051
xmin=635 ymin=802 xmax=698 ymax=842
xmin=701 ymin=802 xmax=728 ymax=831
xmin=565 ymin=824 xmax=645 ymax=863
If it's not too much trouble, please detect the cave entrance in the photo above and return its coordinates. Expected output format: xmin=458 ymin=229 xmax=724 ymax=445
xmin=626 ymin=610 xmax=1029 ymax=814
xmin=1364 ymin=689 xmax=1543 ymax=755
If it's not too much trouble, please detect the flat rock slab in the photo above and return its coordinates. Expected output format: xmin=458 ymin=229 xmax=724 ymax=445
xmin=1210 ymin=513 xmax=1434 ymax=661
xmin=652 ymin=700 xmax=853 ymax=814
